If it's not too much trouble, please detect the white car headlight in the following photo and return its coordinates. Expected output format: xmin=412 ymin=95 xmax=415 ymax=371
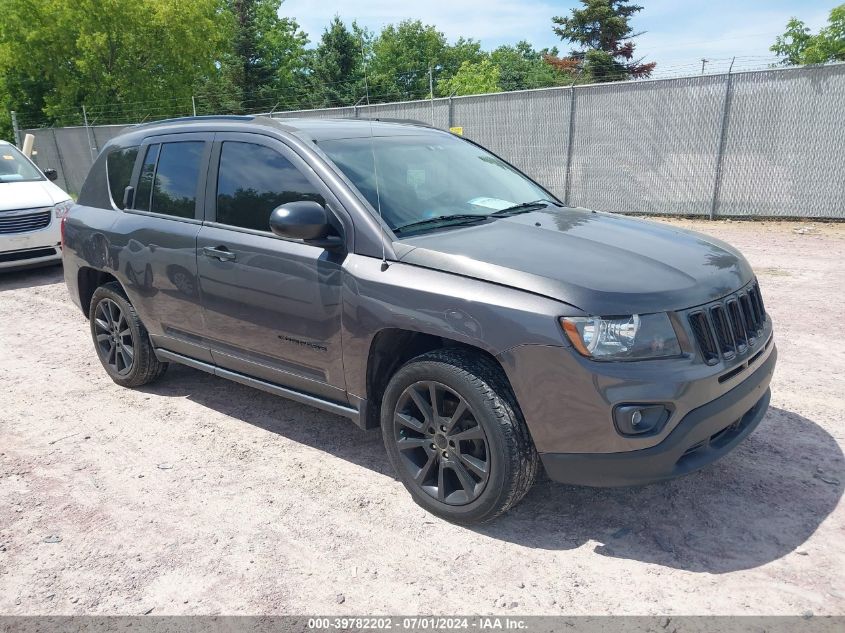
xmin=560 ymin=313 xmax=681 ymax=360
xmin=52 ymin=199 xmax=73 ymax=218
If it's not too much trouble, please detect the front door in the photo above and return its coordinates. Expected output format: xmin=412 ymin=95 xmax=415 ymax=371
xmin=196 ymin=133 xmax=347 ymax=402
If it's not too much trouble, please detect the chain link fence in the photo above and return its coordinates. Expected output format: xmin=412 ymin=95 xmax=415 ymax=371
xmin=19 ymin=63 xmax=845 ymax=219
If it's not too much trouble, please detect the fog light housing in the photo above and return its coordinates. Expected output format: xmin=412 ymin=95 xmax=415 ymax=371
xmin=614 ymin=404 xmax=671 ymax=436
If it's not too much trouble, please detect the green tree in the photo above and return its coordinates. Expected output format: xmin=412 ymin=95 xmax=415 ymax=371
xmin=490 ymin=41 xmax=570 ymax=91
xmin=771 ymin=4 xmax=845 ymax=65
xmin=440 ymin=59 xmax=501 ymax=96
xmin=223 ymin=0 xmax=309 ymax=111
xmin=307 ymin=17 xmax=369 ymax=108
xmin=369 ymin=20 xmax=448 ymax=101
xmin=0 ymin=0 xmax=230 ymax=128
xmin=551 ymin=0 xmax=655 ymax=82
xmin=367 ymin=20 xmax=483 ymax=102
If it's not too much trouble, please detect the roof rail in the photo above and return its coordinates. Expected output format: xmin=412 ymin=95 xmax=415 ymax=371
xmin=130 ymin=115 xmax=255 ymax=130
xmin=370 ymin=117 xmax=433 ymax=128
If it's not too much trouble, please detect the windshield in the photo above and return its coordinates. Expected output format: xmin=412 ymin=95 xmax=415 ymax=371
xmin=0 ymin=145 xmax=44 ymax=183
xmin=318 ymin=134 xmax=553 ymax=232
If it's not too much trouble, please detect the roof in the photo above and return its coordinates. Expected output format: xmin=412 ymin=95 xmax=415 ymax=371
xmin=122 ymin=114 xmax=445 ymax=143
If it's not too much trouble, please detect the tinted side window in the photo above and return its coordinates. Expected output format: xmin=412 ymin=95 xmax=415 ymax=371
xmin=150 ymin=141 xmax=205 ymax=219
xmin=106 ymin=146 xmax=138 ymax=209
xmin=216 ymin=142 xmax=323 ymax=232
xmin=134 ymin=144 xmax=159 ymax=212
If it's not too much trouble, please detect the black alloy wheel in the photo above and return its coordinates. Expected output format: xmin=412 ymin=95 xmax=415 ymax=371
xmin=88 ymin=281 xmax=168 ymax=387
xmin=93 ymin=297 xmax=135 ymax=376
xmin=393 ymin=380 xmax=491 ymax=505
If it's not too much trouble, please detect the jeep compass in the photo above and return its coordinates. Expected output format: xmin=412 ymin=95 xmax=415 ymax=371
xmin=63 ymin=116 xmax=776 ymax=524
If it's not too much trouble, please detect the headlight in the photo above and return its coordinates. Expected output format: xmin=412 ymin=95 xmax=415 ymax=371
xmin=560 ymin=313 xmax=681 ymax=361
xmin=52 ymin=199 xmax=73 ymax=218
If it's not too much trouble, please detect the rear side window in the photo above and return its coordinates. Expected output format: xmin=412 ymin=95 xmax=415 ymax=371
xmin=216 ymin=141 xmax=323 ymax=232
xmin=151 ymin=142 xmax=205 ymax=219
xmin=106 ymin=146 xmax=138 ymax=209
xmin=134 ymin=144 xmax=159 ymax=212
xmin=133 ymin=141 xmax=205 ymax=219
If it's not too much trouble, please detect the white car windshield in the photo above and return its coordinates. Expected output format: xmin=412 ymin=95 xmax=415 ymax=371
xmin=318 ymin=133 xmax=553 ymax=233
xmin=0 ymin=145 xmax=44 ymax=183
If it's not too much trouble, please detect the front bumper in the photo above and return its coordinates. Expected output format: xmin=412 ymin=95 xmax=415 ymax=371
xmin=540 ymin=346 xmax=776 ymax=486
xmin=0 ymin=216 xmax=62 ymax=270
xmin=0 ymin=244 xmax=62 ymax=270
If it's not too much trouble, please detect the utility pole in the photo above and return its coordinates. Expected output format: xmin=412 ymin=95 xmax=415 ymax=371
xmin=701 ymin=58 xmax=709 ymax=75
xmin=10 ymin=110 xmax=21 ymax=147
xmin=192 ymin=96 xmax=197 ymax=117
xmin=429 ymin=66 xmax=435 ymax=126
xmin=429 ymin=66 xmax=434 ymax=100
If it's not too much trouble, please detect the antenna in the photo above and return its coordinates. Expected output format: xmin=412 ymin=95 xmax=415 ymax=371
xmin=361 ymin=39 xmax=388 ymax=271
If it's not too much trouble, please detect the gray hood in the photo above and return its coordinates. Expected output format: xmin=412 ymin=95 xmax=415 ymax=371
xmin=396 ymin=208 xmax=754 ymax=315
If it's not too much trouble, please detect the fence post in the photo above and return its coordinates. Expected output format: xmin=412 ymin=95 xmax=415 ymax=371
xmin=81 ymin=105 xmax=97 ymax=162
xmin=710 ymin=57 xmax=736 ymax=220
xmin=448 ymin=95 xmax=454 ymax=129
xmin=10 ymin=110 xmax=22 ymax=147
xmin=563 ymin=82 xmax=577 ymax=206
xmin=51 ymin=128 xmax=69 ymax=194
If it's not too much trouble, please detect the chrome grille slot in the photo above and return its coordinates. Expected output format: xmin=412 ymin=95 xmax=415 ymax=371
xmin=726 ymin=299 xmax=748 ymax=352
xmin=739 ymin=293 xmax=758 ymax=340
xmin=750 ymin=283 xmax=766 ymax=321
xmin=0 ymin=209 xmax=52 ymax=234
xmin=689 ymin=311 xmax=719 ymax=365
xmin=709 ymin=305 xmax=735 ymax=358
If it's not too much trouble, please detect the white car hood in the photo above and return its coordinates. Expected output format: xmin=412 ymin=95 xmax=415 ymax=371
xmin=0 ymin=180 xmax=70 ymax=211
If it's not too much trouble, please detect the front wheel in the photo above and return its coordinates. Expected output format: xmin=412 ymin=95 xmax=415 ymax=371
xmin=381 ymin=349 xmax=539 ymax=524
xmin=89 ymin=282 xmax=167 ymax=388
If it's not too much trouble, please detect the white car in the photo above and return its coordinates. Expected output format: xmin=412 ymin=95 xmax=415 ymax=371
xmin=0 ymin=139 xmax=73 ymax=271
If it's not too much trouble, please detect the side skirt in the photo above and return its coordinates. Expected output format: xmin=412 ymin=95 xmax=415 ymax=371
xmin=154 ymin=348 xmax=364 ymax=427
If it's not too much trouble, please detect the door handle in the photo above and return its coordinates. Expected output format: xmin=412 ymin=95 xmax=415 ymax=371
xmin=203 ymin=246 xmax=236 ymax=262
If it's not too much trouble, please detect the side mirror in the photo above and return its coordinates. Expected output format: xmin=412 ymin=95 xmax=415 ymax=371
xmin=43 ymin=168 xmax=58 ymax=181
xmin=269 ymin=201 xmax=342 ymax=248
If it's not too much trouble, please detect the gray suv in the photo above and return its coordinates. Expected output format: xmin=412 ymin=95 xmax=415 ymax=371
xmin=63 ymin=116 xmax=776 ymax=524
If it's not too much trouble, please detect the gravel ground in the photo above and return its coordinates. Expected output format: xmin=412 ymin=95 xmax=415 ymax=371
xmin=0 ymin=218 xmax=843 ymax=616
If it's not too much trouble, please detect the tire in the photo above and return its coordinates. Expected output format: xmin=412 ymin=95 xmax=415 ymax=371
xmin=88 ymin=281 xmax=168 ymax=388
xmin=381 ymin=348 xmax=539 ymax=524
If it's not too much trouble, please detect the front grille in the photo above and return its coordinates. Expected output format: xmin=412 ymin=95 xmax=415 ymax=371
xmin=688 ymin=280 xmax=767 ymax=365
xmin=0 ymin=209 xmax=52 ymax=234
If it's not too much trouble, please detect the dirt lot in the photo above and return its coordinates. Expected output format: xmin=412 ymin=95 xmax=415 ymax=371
xmin=1 ymin=218 xmax=843 ymax=616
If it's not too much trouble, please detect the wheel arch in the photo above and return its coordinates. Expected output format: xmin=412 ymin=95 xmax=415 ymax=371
xmin=360 ymin=328 xmax=514 ymax=431
xmin=77 ymin=267 xmax=121 ymax=318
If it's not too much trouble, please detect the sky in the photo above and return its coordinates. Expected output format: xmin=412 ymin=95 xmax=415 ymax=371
xmin=281 ymin=0 xmax=836 ymax=76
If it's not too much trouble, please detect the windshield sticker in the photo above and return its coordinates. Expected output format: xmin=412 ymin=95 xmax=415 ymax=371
xmin=406 ymin=169 xmax=426 ymax=187
xmin=468 ymin=197 xmax=514 ymax=211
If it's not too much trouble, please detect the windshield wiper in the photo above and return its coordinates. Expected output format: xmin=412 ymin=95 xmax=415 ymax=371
xmin=393 ymin=214 xmax=489 ymax=235
xmin=489 ymin=199 xmax=553 ymax=217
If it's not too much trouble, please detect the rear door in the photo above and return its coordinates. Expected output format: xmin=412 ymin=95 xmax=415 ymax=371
xmin=119 ymin=132 xmax=213 ymax=362
xmin=196 ymin=132 xmax=347 ymax=402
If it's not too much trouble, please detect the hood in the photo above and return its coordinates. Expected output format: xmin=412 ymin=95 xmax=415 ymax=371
xmin=396 ymin=208 xmax=754 ymax=315
xmin=0 ymin=179 xmax=70 ymax=211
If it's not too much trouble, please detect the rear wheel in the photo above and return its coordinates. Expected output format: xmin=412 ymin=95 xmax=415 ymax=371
xmin=89 ymin=282 xmax=167 ymax=387
xmin=381 ymin=349 xmax=539 ymax=524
